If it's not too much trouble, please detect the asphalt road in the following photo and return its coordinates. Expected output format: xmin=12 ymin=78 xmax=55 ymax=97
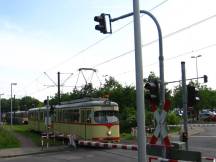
xmin=0 ymin=148 xmax=138 ymax=162
xmin=189 ymin=127 xmax=216 ymax=157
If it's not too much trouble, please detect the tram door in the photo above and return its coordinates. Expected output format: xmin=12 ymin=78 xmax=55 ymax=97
xmin=80 ymin=109 xmax=91 ymax=140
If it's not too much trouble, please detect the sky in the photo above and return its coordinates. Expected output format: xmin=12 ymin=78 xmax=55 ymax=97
xmin=0 ymin=0 xmax=215 ymax=101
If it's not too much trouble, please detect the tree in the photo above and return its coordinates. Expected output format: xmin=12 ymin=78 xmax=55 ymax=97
xmin=198 ymin=85 xmax=216 ymax=110
xmin=19 ymin=96 xmax=42 ymax=110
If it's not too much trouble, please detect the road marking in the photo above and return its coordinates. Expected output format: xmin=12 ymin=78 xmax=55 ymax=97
xmin=191 ymin=135 xmax=216 ymax=138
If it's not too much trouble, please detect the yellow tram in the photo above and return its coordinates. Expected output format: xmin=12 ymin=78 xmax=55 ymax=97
xmin=28 ymin=98 xmax=120 ymax=142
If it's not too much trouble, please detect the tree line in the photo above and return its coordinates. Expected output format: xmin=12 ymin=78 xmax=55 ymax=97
xmin=1 ymin=72 xmax=216 ymax=132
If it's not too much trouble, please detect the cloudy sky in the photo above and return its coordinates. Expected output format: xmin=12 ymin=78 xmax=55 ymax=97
xmin=0 ymin=0 xmax=215 ymax=101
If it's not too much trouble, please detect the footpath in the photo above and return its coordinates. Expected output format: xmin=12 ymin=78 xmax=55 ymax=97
xmin=0 ymin=127 xmax=204 ymax=158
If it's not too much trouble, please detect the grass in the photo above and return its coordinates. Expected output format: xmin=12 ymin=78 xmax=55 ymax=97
xmin=7 ymin=125 xmax=64 ymax=147
xmin=10 ymin=125 xmax=42 ymax=146
xmin=121 ymin=133 xmax=135 ymax=140
xmin=0 ymin=126 xmax=20 ymax=149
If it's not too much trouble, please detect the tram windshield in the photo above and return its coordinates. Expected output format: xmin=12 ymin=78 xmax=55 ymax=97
xmin=94 ymin=111 xmax=119 ymax=124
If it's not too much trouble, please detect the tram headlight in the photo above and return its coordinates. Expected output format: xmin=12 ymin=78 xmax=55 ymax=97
xmin=107 ymin=130 xmax=112 ymax=136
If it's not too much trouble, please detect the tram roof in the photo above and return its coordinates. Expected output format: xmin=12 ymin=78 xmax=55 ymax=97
xmin=28 ymin=98 xmax=118 ymax=111
xmin=56 ymin=98 xmax=118 ymax=109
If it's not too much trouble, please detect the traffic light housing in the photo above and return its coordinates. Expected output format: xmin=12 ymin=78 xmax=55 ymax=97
xmin=50 ymin=105 xmax=54 ymax=115
xmin=94 ymin=13 xmax=112 ymax=34
xmin=181 ymin=132 xmax=188 ymax=142
xmin=204 ymin=75 xmax=208 ymax=83
xmin=144 ymin=80 xmax=159 ymax=105
xmin=187 ymin=85 xmax=199 ymax=107
xmin=94 ymin=14 xmax=107 ymax=34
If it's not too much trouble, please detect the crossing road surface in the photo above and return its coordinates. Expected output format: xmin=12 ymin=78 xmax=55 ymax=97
xmin=0 ymin=148 xmax=138 ymax=162
xmin=189 ymin=127 xmax=216 ymax=157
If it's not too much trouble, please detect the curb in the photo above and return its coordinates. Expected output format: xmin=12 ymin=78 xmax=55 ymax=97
xmin=0 ymin=146 xmax=73 ymax=158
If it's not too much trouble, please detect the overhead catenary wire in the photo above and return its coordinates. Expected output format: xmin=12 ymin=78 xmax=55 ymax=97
xmin=15 ymin=3 xmax=216 ymax=99
xmin=111 ymin=43 xmax=216 ymax=79
xmin=92 ymin=14 xmax=216 ymax=68
xmin=45 ymin=0 xmax=169 ymax=72
xmin=12 ymin=1 xmax=169 ymax=99
xmin=17 ymin=14 xmax=216 ymax=99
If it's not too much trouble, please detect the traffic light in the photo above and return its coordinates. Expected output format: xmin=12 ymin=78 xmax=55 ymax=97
xmin=144 ymin=80 xmax=159 ymax=105
xmin=187 ymin=85 xmax=200 ymax=107
xmin=181 ymin=132 xmax=188 ymax=142
xmin=204 ymin=75 xmax=208 ymax=83
xmin=94 ymin=13 xmax=107 ymax=34
xmin=94 ymin=13 xmax=112 ymax=34
xmin=50 ymin=105 xmax=54 ymax=115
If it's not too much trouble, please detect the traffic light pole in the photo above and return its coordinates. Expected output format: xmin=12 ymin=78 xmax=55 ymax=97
xmin=165 ymin=75 xmax=207 ymax=84
xmin=111 ymin=10 xmax=165 ymax=107
xmin=133 ymin=1 xmax=146 ymax=162
xmin=181 ymin=62 xmax=189 ymax=150
xmin=95 ymin=8 xmax=165 ymax=162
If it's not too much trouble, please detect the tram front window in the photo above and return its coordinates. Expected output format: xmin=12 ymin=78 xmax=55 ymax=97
xmin=94 ymin=111 xmax=119 ymax=124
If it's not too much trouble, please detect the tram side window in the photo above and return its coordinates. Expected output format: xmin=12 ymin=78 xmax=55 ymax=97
xmin=39 ymin=112 xmax=44 ymax=121
xmin=58 ymin=110 xmax=62 ymax=122
xmin=63 ymin=110 xmax=69 ymax=123
xmin=34 ymin=111 xmax=37 ymax=120
xmin=81 ymin=109 xmax=91 ymax=123
xmin=63 ymin=109 xmax=79 ymax=123
xmin=72 ymin=109 xmax=79 ymax=123
xmin=94 ymin=111 xmax=119 ymax=124
xmin=28 ymin=112 xmax=32 ymax=120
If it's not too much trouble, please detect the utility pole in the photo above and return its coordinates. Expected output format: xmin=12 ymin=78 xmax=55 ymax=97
xmin=181 ymin=62 xmax=189 ymax=150
xmin=0 ymin=93 xmax=4 ymax=124
xmin=57 ymin=72 xmax=61 ymax=105
xmin=10 ymin=82 xmax=17 ymax=126
xmin=133 ymin=0 xmax=146 ymax=162
xmin=191 ymin=55 xmax=202 ymax=84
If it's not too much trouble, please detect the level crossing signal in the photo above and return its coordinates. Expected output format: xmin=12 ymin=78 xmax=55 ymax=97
xmin=187 ymin=85 xmax=199 ymax=107
xmin=144 ymin=80 xmax=159 ymax=105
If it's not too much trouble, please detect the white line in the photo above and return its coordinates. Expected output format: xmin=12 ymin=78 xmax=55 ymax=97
xmin=191 ymin=136 xmax=216 ymax=138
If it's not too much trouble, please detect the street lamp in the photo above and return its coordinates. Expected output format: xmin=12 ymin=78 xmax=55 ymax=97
xmin=10 ymin=83 xmax=17 ymax=126
xmin=0 ymin=93 xmax=4 ymax=125
xmin=191 ymin=55 xmax=202 ymax=83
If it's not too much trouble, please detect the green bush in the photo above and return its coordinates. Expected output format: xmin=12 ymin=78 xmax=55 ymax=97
xmin=167 ymin=112 xmax=181 ymax=125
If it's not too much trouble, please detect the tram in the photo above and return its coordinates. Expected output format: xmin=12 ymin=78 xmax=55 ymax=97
xmin=28 ymin=98 xmax=120 ymax=142
xmin=5 ymin=111 xmax=28 ymax=124
xmin=14 ymin=111 xmax=28 ymax=124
